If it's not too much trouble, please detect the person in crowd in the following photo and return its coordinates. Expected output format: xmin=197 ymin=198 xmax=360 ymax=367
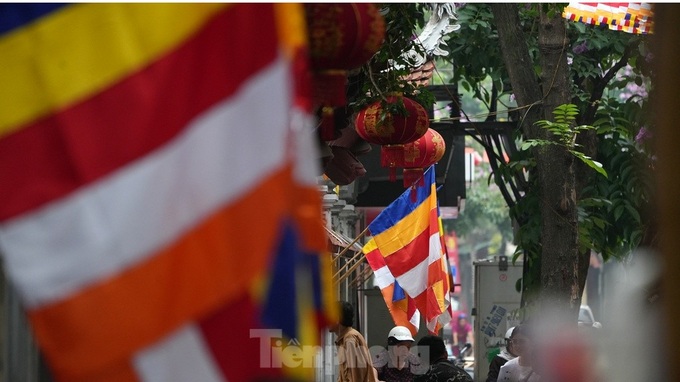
xmin=452 ymin=313 xmax=473 ymax=357
xmin=373 ymin=326 xmax=422 ymax=381
xmin=496 ymin=324 xmax=540 ymax=382
xmin=486 ymin=327 xmax=518 ymax=382
xmin=414 ymin=335 xmax=473 ymax=382
xmin=330 ymin=301 xmax=378 ymax=382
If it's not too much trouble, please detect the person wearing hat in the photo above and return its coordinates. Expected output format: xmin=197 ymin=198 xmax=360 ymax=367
xmin=486 ymin=327 xmax=518 ymax=382
xmin=373 ymin=326 xmax=423 ymax=381
xmin=496 ymin=324 xmax=540 ymax=382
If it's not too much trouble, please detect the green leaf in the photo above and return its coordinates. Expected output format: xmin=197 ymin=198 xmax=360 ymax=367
xmin=614 ymin=204 xmax=625 ymax=221
xmin=572 ymin=151 xmax=608 ymax=178
xmin=625 ymin=204 xmax=641 ymax=223
xmin=520 ymin=140 xmax=541 ymax=150
xmin=592 ymin=217 xmax=607 ymax=229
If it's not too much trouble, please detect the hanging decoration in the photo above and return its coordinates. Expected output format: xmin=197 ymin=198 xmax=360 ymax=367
xmin=304 ymin=3 xmax=385 ymax=141
xmin=401 ymin=128 xmax=445 ymax=188
xmin=354 ymin=94 xmax=429 ymax=181
xmin=563 ymin=2 xmax=653 ymax=35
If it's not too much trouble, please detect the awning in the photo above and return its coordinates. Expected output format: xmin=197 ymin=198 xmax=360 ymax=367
xmin=563 ymin=2 xmax=653 ymax=35
xmin=324 ymin=226 xmax=364 ymax=254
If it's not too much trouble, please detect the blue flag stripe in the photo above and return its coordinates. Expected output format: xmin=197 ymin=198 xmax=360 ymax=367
xmin=0 ymin=4 xmax=70 ymax=35
xmin=392 ymin=279 xmax=406 ymax=302
xmin=262 ymin=220 xmax=300 ymax=340
xmin=367 ymin=166 xmax=435 ymax=235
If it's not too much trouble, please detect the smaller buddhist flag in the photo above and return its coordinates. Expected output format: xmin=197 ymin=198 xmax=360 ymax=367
xmin=363 ymin=165 xmax=452 ymax=334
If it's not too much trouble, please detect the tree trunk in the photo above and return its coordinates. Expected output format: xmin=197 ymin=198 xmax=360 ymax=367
xmin=492 ymin=4 xmax=582 ymax=322
xmin=535 ymin=8 xmax=580 ymax=321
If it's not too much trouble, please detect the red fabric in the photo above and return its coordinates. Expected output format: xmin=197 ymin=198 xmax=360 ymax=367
xmin=0 ymin=5 xmax=278 ymax=220
xmin=199 ymin=294 xmax=284 ymax=382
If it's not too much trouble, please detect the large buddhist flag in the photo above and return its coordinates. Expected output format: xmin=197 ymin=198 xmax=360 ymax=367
xmin=0 ymin=3 xmax=334 ymax=382
xmin=363 ymin=166 xmax=452 ymax=334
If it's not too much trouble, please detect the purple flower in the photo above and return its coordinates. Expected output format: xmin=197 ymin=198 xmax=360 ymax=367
xmin=635 ymin=127 xmax=652 ymax=144
xmin=573 ymin=41 xmax=589 ymax=55
xmin=645 ymin=52 xmax=654 ymax=63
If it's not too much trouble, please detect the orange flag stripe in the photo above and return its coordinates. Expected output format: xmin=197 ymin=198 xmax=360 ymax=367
xmin=29 ymin=167 xmax=293 ymax=380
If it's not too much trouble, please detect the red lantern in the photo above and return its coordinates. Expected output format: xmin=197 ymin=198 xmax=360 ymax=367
xmin=355 ymin=95 xmax=430 ymax=181
xmin=401 ymin=128 xmax=445 ymax=188
xmin=305 ymin=3 xmax=385 ymax=141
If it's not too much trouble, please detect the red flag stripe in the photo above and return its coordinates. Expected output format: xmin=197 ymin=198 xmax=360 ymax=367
xmin=383 ymin=229 xmax=432 ymax=277
xmin=3 ymin=58 xmax=295 ymax=309
xmin=0 ymin=4 xmax=278 ymax=221
xmin=366 ymin=248 xmax=387 ymax=271
xmin=199 ymin=294 xmax=285 ymax=382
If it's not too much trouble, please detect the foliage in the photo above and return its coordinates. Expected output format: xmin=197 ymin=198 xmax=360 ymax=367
xmin=567 ymin=19 xmax=651 ymax=119
xmin=520 ymin=104 xmax=607 ymax=178
xmin=447 ymin=3 xmax=503 ymax=106
xmin=444 ymin=3 xmax=538 ymax=117
xmin=578 ymin=111 xmax=656 ymax=260
xmin=508 ymin=103 xmax=650 ymax=278
xmin=346 ymin=4 xmax=435 ymax=118
xmin=437 ymin=4 xmax=654 ymax=300
xmin=447 ymin=140 xmax=514 ymax=257
xmin=344 ymin=3 xmax=655 ymax=302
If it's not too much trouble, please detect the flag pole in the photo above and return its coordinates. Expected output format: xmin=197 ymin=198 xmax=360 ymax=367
xmin=332 ymin=227 xmax=370 ymax=282
xmin=332 ymin=250 xmax=364 ymax=280
xmin=332 ymin=227 xmax=369 ymax=279
xmin=334 ymin=226 xmax=369 ymax=258
xmin=334 ymin=252 xmax=368 ymax=285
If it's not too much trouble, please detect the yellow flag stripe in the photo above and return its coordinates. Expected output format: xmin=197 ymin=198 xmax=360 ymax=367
xmin=0 ymin=3 xmax=227 ymax=137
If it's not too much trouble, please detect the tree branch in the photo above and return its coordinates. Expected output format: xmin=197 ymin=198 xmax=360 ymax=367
xmin=582 ymin=44 xmax=634 ymax=124
xmin=490 ymin=3 xmax=544 ymax=138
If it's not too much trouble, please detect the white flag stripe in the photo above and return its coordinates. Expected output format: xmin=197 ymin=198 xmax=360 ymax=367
xmin=410 ymin=310 xmax=421 ymax=328
xmin=291 ymin=109 xmax=322 ymax=185
xmin=396 ymin=258 xmax=429 ymax=298
xmin=428 ymin=233 xmax=444 ymax=264
xmin=134 ymin=324 xmax=224 ymax=382
xmin=0 ymin=58 xmax=293 ymax=308
xmin=373 ymin=265 xmax=395 ymax=290
xmin=393 ymin=232 xmax=443 ymax=298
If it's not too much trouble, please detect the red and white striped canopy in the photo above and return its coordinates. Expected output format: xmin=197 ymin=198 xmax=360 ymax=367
xmin=563 ymin=2 xmax=653 ymax=34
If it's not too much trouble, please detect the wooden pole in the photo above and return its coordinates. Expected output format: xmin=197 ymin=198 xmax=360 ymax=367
xmin=332 ymin=250 xmax=363 ymax=280
xmin=334 ymin=227 xmax=369 ymax=259
xmin=334 ymin=252 xmax=368 ymax=285
xmin=331 ymin=227 xmax=370 ymax=281
xmin=653 ymin=5 xmax=680 ymax=380
xmin=353 ymin=266 xmax=375 ymax=287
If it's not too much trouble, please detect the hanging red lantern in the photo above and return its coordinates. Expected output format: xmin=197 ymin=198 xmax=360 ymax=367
xmin=401 ymin=128 xmax=445 ymax=188
xmin=305 ymin=3 xmax=385 ymax=141
xmin=355 ymin=94 xmax=429 ymax=181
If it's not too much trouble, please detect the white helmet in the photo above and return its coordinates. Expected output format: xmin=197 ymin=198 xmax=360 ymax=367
xmin=388 ymin=326 xmax=415 ymax=342
xmin=505 ymin=326 xmax=516 ymax=340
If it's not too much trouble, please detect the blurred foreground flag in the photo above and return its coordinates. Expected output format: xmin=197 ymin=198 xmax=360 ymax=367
xmin=563 ymin=2 xmax=653 ymax=34
xmin=363 ymin=166 xmax=452 ymax=335
xmin=0 ymin=4 xmax=334 ymax=382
